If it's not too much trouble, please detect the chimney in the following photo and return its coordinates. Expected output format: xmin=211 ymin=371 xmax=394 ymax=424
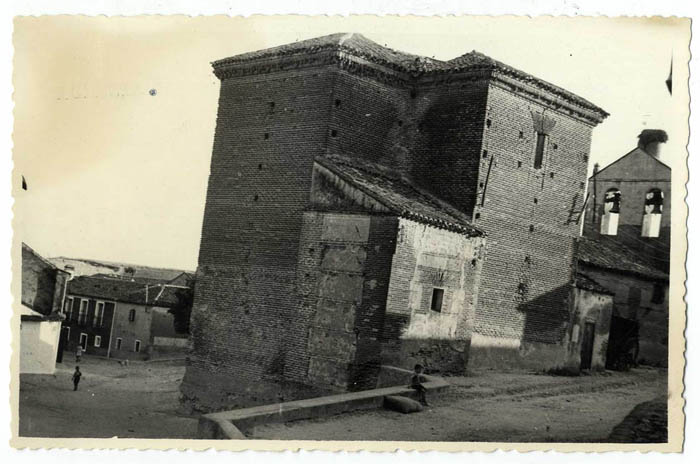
xmin=64 ymin=264 xmax=75 ymax=279
xmin=637 ymin=129 xmax=668 ymax=158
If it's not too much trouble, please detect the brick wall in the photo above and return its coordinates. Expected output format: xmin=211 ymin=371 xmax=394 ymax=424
xmin=468 ymin=83 xmax=593 ymax=369
xmin=407 ymin=80 xmax=489 ymax=217
xmin=181 ymin=66 xmax=341 ymax=410
xmin=381 ymin=218 xmax=485 ymax=374
xmin=184 ymin=47 xmax=606 ymax=408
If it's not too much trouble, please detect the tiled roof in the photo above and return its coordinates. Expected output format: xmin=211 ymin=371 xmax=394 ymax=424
xmin=213 ymin=33 xmax=607 ymax=118
xmin=577 ymin=236 xmax=668 ymax=281
xmin=448 ymin=51 xmax=607 ymax=115
xmin=574 ymin=273 xmax=615 ymax=295
xmin=213 ymin=33 xmax=447 ymax=73
xmin=316 ymin=154 xmax=483 ymax=237
xmin=50 ymin=257 xmax=193 ymax=281
xmin=67 ymin=276 xmax=191 ymax=308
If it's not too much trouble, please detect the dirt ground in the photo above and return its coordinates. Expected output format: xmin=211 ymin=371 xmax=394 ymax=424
xmin=250 ymin=368 xmax=667 ymax=442
xmin=19 ymin=354 xmax=198 ymax=439
xmin=19 ymin=355 xmax=666 ymax=442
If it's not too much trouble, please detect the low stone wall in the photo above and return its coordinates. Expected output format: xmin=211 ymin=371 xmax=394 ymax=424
xmin=198 ymin=366 xmax=447 ymax=439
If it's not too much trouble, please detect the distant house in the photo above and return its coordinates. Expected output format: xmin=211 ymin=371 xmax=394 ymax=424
xmin=577 ymin=237 xmax=669 ymax=368
xmin=48 ymin=256 xmax=194 ymax=281
xmin=582 ymin=130 xmax=671 ymax=273
xmin=63 ymin=276 xmax=192 ymax=360
xmin=580 ymin=130 xmax=671 ymax=368
xmin=20 ymin=243 xmax=69 ymax=374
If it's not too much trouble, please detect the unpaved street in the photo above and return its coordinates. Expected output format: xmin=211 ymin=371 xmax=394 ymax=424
xmin=250 ymin=368 xmax=667 ymax=442
xmin=19 ymin=354 xmax=665 ymax=442
xmin=19 ymin=355 xmax=197 ymax=439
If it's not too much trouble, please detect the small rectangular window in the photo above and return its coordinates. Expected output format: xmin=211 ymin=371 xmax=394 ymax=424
xmin=116 ymin=338 xmax=122 ymax=350
xmin=134 ymin=340 xmax=141 ymax=353
xmin=430 ymin=288 xmax=444 ymax=313
xmin=79 ymin=333 xmax=88 ymax=350
xmin=94 ymin=335 xmax=102 ymax=347
xmin=534 ymin=132 xmax=547 ymax=169
xmin=129 ymin=309 xmax=136 ymax=322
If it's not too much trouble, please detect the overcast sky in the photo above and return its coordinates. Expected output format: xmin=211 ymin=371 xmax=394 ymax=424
xmin=12 ymin=16 xmax=690 ymax=271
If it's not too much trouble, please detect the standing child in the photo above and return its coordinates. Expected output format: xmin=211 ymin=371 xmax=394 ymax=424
xmin=72 ymin=366 xmax=82 ymax=391
xmin=75 ymin=345 xmax=83 ymax=363
xmin=410 ymin=364 xmax=429 ymax=406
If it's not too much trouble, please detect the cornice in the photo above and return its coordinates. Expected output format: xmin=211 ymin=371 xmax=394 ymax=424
xmin=212 ymin=48 xmax=608 ymax=126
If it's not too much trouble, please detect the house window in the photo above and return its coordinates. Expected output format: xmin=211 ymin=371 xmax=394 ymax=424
xmin=641 ymin=189 xmax=664 ymax=238
xmin=65 ymin=297 xmax=73 ymax=318
xmin=94 ymin=301 xmax=105 ymax=327
xmin=651 ymin=283 xmax=666 ymax=304
xmin=64 ymin=327 xmax=71 ymax=342
xmin=116 ymin=338 xmax=122 ymax=350
xmin=70 ymin=298 xmax=80 ymax=321
xmin=78 ymin=300 xmax=89 ymax=325
xmin=601 ymin=188 xmax=621 ymax=236
xmin=128 ymin=309 xmax=136 ymax=322
xmin=534 ymin=132 xmax=547 ymax=169
xmin=134 ymin=340 xmax=141 ymax=353
xmin=94 ymin=335 xmax=102 ymax=347
xmin=430 ymin=288 xmax=444 ymax=313
xmin=79 ymin=333 xmax=88 ymax=350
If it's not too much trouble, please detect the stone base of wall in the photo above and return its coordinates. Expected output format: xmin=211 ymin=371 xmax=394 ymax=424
xmin=381 ymin=338 xmax=470 ymax=375
xmin=179 ymin=363 xmax=339 ymax=414
xmin=468 ymin=334 xmax=570 ymax=371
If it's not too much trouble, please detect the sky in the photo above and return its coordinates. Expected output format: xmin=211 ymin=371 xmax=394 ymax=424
xmin=12 ymin=15 xmax=690 ymax=271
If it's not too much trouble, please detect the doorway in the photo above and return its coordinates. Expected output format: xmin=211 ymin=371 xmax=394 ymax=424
xmin=580 ymin=322 xmax=595 ymax=370
xmin=79 ymin=333 xmax=88 ymax=351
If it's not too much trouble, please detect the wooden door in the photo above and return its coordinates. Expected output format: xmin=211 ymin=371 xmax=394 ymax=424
xmin=580 ymin=322 xmax=595 ymax=370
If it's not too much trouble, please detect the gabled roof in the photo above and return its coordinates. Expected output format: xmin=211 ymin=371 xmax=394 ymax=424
xmin=577 ymin=236 xmax=668 ymax=281
xmin=591 ymin=147 xmax=671 ymax=180
xmin=315 ymin=154 xmax=483 ymax=237
xmin=67 ymin=276 xmax=190 ymax=308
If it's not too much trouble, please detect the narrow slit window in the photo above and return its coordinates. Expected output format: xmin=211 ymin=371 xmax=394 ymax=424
xmin=430 ymin=288 xmax=444 ymax=313
xmin=128 ymin=309 xmax=136 ymax=322
xmin=534 ymin=132 xmax=547 ymax=169
xmin=116 ymin=338 xmax=122 ymax=350
xmin=134 ymin=340 xmax=141 ymax=353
